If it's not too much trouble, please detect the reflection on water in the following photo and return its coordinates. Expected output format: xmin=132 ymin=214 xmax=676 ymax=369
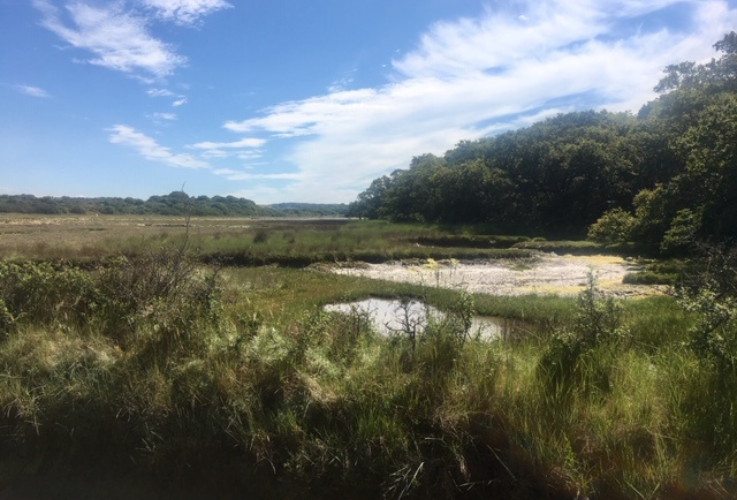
xmin=324 ymin=298 xmax=511 ymax=340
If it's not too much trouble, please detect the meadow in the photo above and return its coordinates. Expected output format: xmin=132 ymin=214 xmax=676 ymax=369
xmin=0 ymin=215 xmax=733 ymax=499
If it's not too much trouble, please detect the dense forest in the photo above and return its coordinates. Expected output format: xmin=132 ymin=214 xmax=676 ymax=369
xmin=0 ymin=191 xmax=348 ymax=217
xmin=348 ymin=33 xmax=737 ymax=255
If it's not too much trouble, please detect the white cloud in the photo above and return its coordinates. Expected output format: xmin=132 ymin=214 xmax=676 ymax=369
xmin=147 ymin=88 xmax=175 ymax=97
xmin=14 ymin=85 xmax=50 ymax=98
xmin=214 ymin=169 xmax=302 ymax=181
xmin=237 ymin=150 xmax=263 ymax=160
xmin=327 ymin=71 xmax=356 ymax=93
xmin=108 ymin=124 xmax=209 ymax=169
xmin=190 ymin=137 xmax=266 ymax=149
xmin=150 ymin=112 xmax=177 ymax=120
xmin=221 ymin=0 xmax=737 ymax=203
xmin=189 ymin=137 xmax=265 ymax=161
xmin=139 ymin=0 xmax=232 ymax=25
xmin=146 ymin=88 xmax=187 ymax=107
xmin=200 ymin=149 xmax=228 ymax=159
xmin=33 ymin=0 xmax=186 ymax=79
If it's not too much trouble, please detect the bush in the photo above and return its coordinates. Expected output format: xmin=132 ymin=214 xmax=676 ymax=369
xmin=538 ymin=274 xmax=626 ymax=394
xmin=678 ymin=244 xmax=737 ymax=460
xmin=96 ymin=251 xmax=225 ymax=355
xmin=587 ymin=208 xmax=636 ymax=244
xmin=0 ymin=248 xmax=223 ymax=347
xmin=0 ymin=261 xmax=99 ymax=329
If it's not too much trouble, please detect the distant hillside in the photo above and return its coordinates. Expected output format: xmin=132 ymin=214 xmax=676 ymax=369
xmin=0 ymin=192 xmax=347 ymax=218
xmin=266 ymin=202 xmax=349 ymax=217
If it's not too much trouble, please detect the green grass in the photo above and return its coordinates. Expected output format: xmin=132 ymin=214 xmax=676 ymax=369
xmin=0 ymin=217 xmax=734 ymax=499
xmin=0 ymin=216 xmax=538 ymax=265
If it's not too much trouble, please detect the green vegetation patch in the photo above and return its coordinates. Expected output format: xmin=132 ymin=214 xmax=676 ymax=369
xmin=0 ymin=238 xmax=735 ymax=499
xmin=511 ymin=240 xmax=605 ymax=255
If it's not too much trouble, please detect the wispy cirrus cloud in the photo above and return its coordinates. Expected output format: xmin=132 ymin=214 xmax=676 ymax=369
xmin=214 ymin=169 xmax=302 ymax=181
xmin=14 ymin=84 xmax=51 ymax=98
xmin=33 ymin=0 xmax=186 ymax=79
xmin=188 ymin=137 xmax=265 ymax=161
xmin=190 ymin=138 xmax=266 ymax=149
xmin=149 ymin=112 xmax=177 ymax=121
xmin=221 ymin=0 xmax=737 ymax=203
xmin=32 ymin=0 xmax=230 ymax=81
xmin=146 ymin=88 xmax=176 ymax=97
xmin=147 ymin=87 xmax=187 ymax=106
xmin=108 ymin=124 xmax=208 ymax=169
xmin=140 ymin=0 xmax=232 ymax=26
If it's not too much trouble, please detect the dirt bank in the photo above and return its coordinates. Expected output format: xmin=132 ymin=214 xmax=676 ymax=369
xmin=331 ymin=254 xmax=665 ymax=297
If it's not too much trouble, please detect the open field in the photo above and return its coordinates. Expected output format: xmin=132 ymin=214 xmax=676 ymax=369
xmin=0 ymin=215 xmax=733 ymax=500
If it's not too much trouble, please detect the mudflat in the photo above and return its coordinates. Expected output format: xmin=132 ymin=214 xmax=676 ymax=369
xmin=331 ymin=254 xmax=663 ymax=297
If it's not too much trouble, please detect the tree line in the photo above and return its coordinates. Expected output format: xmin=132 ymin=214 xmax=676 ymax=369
xmin=0 ymin=191 xmax=348 ymax=218
xmin=348 ymin=33 xmax=737 ymax=255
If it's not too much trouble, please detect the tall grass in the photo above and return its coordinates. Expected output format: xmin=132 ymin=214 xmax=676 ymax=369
xmin=0 ymin=231 xmax=734 ymax=498
xmin=0 ymin=217 xmax=534 ymax=265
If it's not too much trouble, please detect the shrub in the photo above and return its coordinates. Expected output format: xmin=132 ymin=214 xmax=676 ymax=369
xmin=0 ymin=261 xmax=99 ymax=329
xmin=678 ymin=244 xmax=737 ymax=460
xmin=94 ymin=251 xmax=224 ymax=346
xmin=587 ymin=207 xmax=636 ymax=244
xmin=538 ymin=274 xmax=626 ymax=394
xmin=661 ymin=208 xmax=700 ymax=254
xmin=0 ymin=247 xmax=223 ymax=347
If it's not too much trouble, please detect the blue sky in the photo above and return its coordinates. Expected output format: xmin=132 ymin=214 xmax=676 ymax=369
xmin=2 ymin=0 xmax=736 ymax=204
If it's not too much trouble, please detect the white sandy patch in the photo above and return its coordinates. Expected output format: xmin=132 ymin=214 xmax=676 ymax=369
xmin=331 ymin=254 xmax=663 ymax=297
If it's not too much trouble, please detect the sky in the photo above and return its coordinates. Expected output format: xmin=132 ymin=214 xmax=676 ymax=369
xmin=2 ymin=0 xmax=736 ymax=204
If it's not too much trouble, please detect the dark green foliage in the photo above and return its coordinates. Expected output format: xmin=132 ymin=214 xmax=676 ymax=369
xmin=587 ymin=208 xmax=636 ymax=245
xmin=589 ymin=33 xmax=737 ymax=253
xmin=351 ymin=111 xmax=641 ymax=235
xmin=511 ymin=239 xmax=604 ymax=255
xmin=263 ymin=202 xmax=349 ymax=217
xmin=622 ymin=271 xmax=675 ymax=285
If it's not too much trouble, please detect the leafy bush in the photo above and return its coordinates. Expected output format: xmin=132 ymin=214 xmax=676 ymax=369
xmin=0 ymin=249 xmax=223 ymax=347
xmin=676 ymin=244 xmax=737 ymax=460
xmin=0 ymin=261 xmax=99 ymax=329
xmin=94 ymin=252 xmax=223 ymax=345
xmin=587 ymin=207 xmax=636 ymax=244
xmin=684 ymin=282 xmax=737 ymax=370
xmin=538 ymin=274 xmax=626 ymax=394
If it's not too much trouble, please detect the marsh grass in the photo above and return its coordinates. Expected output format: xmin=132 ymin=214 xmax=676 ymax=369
xmin=0 ymin=216 xmax=734 ymax=499
xmin=0 ymin=256 xmax=731 ymax=499
xmin=0 ymin=216 xmax=533 ymax=265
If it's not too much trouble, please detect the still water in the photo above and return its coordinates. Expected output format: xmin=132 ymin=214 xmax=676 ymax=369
xmin=324 ymin=298 xmax=512 ymax=340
